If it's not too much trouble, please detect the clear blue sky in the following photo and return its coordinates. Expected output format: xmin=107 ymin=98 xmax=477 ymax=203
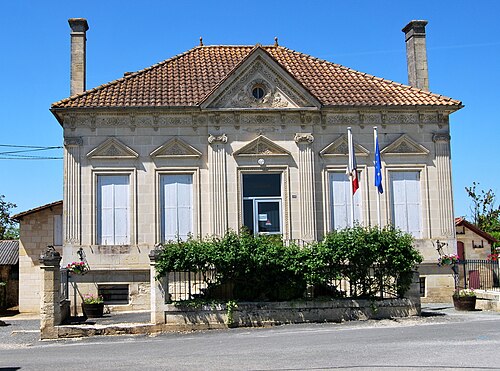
xmin=1 ymin=0 xmax=499 ymax=219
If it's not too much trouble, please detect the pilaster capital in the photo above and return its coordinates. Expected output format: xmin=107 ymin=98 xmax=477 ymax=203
xmin=64 ymin=137 xmax=83 ymax=146
xmin=208 ymin=133 xmax=228 ymax=144
xmin=432 ymin=133 xmax=451 ymax=143
xmin=294 ymin=133 xmax=314 ymax=144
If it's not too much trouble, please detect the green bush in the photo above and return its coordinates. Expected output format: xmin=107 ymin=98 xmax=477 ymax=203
xmin=155 ymin=226 xmax=422 ymax=301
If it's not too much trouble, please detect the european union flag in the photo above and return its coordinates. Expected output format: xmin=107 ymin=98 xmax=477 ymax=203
xmin=374 ymin=129 xmax=383 ymax=194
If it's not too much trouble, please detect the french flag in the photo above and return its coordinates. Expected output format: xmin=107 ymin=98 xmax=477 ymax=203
xmin=347 ymin=127 xmax=359 ymax=195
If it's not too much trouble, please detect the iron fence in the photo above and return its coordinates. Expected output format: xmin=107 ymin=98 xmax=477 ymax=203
xmin=166 ymin=265 xmax=400 ymax=303
xmin=60 ymin=268 xmax=69 ymax=301
xmin=457 ymin=260 xmax=500 ymax=291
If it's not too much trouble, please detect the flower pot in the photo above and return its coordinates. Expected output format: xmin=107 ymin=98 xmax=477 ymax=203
xmin=82 ymin=303 xmax=104 ymax=318
xmin=453 ymin=296 xmax=476 ymax=311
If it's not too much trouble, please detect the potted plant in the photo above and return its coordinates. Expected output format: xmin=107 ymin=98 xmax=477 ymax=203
xmin=81 ymin=293 xmax=104 ymax=318
xmin=453 ymin=289 xmax=476 ymax=311
xmin=67 ymin=261 xmax=88 ymax=275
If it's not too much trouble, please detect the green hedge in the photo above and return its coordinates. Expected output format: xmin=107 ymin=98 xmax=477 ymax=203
xmin=155 ymin=226 xmax=422 ymax=301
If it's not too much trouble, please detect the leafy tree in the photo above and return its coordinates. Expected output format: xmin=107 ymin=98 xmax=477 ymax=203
xmin=0 ymin=195 xmax=18 ymax=240
xmin=465 ymin=182 xmax=500 ymax=246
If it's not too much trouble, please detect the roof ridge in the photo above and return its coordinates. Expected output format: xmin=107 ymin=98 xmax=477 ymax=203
xmin=51 ymin=45 xmax=204 ymax=108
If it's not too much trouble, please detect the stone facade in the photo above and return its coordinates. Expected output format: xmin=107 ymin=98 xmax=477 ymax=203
xmin=15 ymin=202 xmax=63 ymax=313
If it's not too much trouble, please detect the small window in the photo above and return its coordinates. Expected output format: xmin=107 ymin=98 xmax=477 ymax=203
xmin=252 ymin=86 xmax=265 ymax=99
xmin=419 ymin=277 xmax=426 ymax=297
xmin=98 ymin=284 xmax=129 ymax=304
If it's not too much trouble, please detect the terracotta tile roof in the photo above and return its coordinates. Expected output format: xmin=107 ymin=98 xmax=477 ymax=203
xmin=455 ymin=217 xmax=498 ymax=243
xmin=51 ymin=45 xmax=462 ymax=109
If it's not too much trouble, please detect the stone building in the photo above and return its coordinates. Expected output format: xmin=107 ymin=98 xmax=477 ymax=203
xmin=46 ymin=18 xmax=462 ymax=308
xmin=455 ymin=217 xmax=497 ymax=260
xmin=12 ymin=201 xmax=63 ymax=313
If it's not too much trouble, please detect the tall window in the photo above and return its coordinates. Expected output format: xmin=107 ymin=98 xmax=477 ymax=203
xmin=160 ymin=174 xmax=193 ymax=241
xmin=329 ymin=172 xmax=362 ymax=230
xmin=97 ymin=175 xmax=130 ymax=245
xmin=242 ymin=173 xmax=282 ymax=235
xmin=389 ymin=171 xmax=421 ymax=238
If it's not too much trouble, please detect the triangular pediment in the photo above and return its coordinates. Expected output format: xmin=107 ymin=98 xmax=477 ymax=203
xmin=201 ymin=47 xmax=321 ymax=110
xmin=87 ymin=138 xmax=138 ymax=159
xmin=234 ymin=135 xmax=290 ymax=157
xmin=381 ymin=134 xmax=429 ymax=156
xmin=150 ymin=138 xmax=202 ymax=159
xmin=320 ymin=135 xmax=369 ymax=157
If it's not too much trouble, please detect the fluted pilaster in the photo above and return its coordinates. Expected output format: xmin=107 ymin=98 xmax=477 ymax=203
xmin=208 ymin=134 xmax=228 ymax=236
xmin=295 ymin=133 xmax=316 ymax=241
xmin=63 ymin=137 xmax=82 ymax=245
xmin=433 ymin=133 xmax=454 ymax=237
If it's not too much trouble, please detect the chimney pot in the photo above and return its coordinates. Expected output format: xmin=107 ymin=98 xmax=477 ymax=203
xmin=68 ymin=18 xmax=89 ymax=96
xmin=402 ymin=20 xmax=429 ymax=91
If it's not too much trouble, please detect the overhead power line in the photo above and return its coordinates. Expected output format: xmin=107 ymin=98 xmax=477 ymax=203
xmin=0 ymin=144 xmax=63 ymax=160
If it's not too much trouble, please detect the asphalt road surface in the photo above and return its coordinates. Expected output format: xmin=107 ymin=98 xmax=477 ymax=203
xmin=1 ymin=305 xmax=500 ymax=370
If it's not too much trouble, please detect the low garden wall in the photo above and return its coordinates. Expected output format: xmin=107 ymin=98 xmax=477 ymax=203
xmin=164 ymin=298 xmax=421 ymax=329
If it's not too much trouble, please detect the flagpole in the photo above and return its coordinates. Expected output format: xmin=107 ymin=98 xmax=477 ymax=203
xmin=348 ymin=127 xmax=355 ymax=228
xmin=374 ymin=127 xmax=381 ymax=227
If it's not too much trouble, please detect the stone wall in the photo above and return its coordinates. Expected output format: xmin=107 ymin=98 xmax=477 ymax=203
xmin=457 ymin=227 xmax=493 ymax=260
xmin=18 ymin=204 xmax=63 ymax=313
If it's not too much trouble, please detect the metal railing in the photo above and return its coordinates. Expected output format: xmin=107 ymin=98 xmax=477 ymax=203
xmin=166 ymin=265 xmax=401 ymax=303
xmin=60 ymin=268 xmax=69 ymax=301
xmin=457 ymin=260 xmax=500 ymax=291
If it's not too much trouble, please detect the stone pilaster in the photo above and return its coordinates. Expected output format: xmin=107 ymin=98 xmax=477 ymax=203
xmin=295 ymin=133 xmax=316 ymax=241
xmin=149 ymin=249 xmax=168 ymax=324
xmin=39 ymin=246 xmax=62 ymax=340
xmin=433 ymin=133 xmax=455 ymax=238
xmin=208 ymin=134 xmax=228 ymax=236
xmin=63 ymin=137 xmax=82 ymax=246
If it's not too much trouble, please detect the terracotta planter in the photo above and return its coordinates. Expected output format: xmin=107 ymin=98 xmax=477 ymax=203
xmin=453 ymin=296 xmax=476 ymax=311
xmin=82 ymin=303 xmax=104 ymax=318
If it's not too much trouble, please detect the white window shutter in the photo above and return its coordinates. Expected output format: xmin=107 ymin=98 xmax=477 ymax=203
xmin=330 ymin=172 xmax=362 ymax=230
xmin=161 ymin=174 xmax=193 ymax=242
xmin=390 ymin=171 xmax=421 ymax=238
xmin=98 ymin=175 xmax=130 ymax=245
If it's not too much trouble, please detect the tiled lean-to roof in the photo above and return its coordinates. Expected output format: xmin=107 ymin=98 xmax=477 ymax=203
xmin=51 ymin=45 xmax=462 ymax=109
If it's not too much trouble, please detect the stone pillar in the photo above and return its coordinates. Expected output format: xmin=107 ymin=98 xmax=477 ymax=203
xmin=68 ymin=18 xmax=89 ymax=96
xmin=149 ymin=250 xmax=168 ymax=324
xmin=433 ymin=133 xmax=455 ymax=238
xmin=39 ymin=246 xmax=62 ymax=340
xmin=402 ymin=20 xmax=429 ymax=91
xmin=208 ymin=134 xmax=228 ymax=236
xmin=295 ymin=133 xmax=316 ymax=241
xmin=405 ymin=271 xmax=422 ymax=315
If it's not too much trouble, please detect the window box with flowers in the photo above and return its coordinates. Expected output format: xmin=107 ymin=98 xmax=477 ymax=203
xmin=66 ymin=261 xmax=88 ymax=275
xmin=81 ymin=294 xmax=104 ymax=318
xmin=437 ymin=254 xmax=460 ymax=266
xmin=452 ymin=289 xmax=476 ymax=311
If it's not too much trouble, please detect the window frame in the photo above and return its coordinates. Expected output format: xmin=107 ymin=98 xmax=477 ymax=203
xmin=155 ymin=168 xmax=199 ymax=244
xmin=385 ymin=165 xmax=428 ymax=239
xmin=91 ymin=168 xmax=137 ymax=246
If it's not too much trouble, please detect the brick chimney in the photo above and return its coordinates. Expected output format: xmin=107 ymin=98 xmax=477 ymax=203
xmin=68 ymin=18 xmax=89 ymax=96
xmin=402 ymin=20 xmax=429 ymax=91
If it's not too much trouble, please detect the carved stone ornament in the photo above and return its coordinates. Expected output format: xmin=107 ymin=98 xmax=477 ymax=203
xmin=39 ymin=245 xmax=61 ymax=265
xmin=87 ymin=138 xmax=139 ymax=159
xmin=381 ymin=134 xmax=429 ymax=156
xmin=208 ymin=134 xmax=228 ymax=144
xmin=208 ymin=56 xmax=313 ymax=109
xmin=432 ymin=133 xmax=451 ymax=143
xmin=150 ymin=138 xmax=202 ymax=158
xmin=234 ymin=135 xmax=290 ymax=157
xmin=320 ymin=134 xmax=369 ymax=157
xmin=64 ymin=137 xmax=83 ymax=146
xmin=294 ymin=133 xmax=314 ymax=144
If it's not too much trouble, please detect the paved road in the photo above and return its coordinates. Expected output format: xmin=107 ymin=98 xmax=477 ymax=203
xmin=1 ymin=305 xmax=500 ymax=370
